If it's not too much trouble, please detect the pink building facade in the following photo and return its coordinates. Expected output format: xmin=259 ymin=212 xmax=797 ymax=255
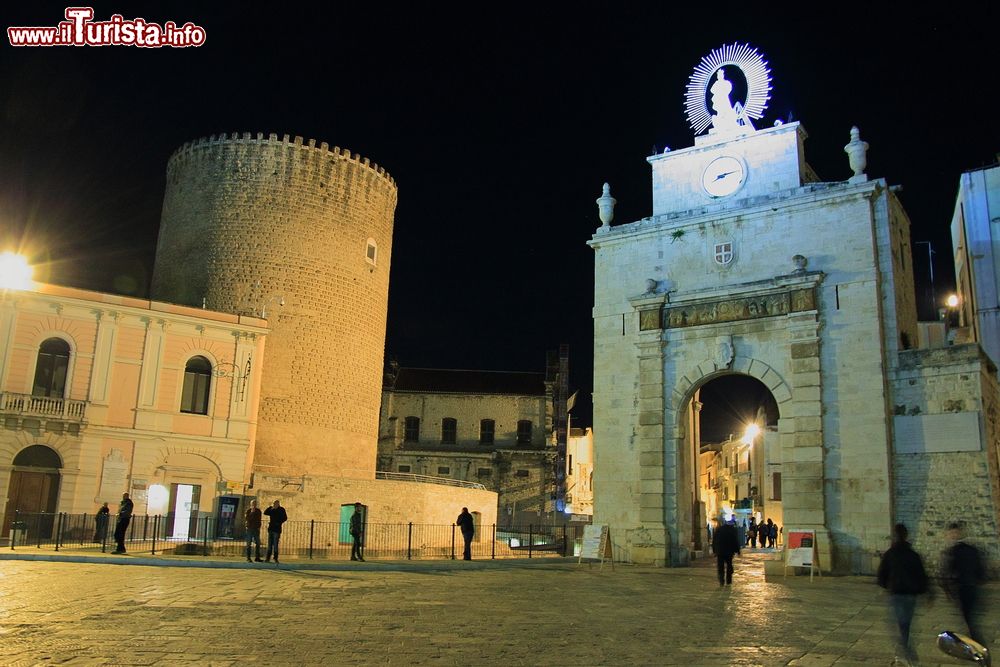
xmin=0 ymin=282 xmax=267 ymax=537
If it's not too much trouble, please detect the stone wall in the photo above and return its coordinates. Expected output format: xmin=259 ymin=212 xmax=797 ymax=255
xmin=151 ymin=133 xmax=397 ymax=478
xmin=891 ymin=345 xmax=1000 ymax=573
xmin=253 ymin=473 xmax=498 ymax=527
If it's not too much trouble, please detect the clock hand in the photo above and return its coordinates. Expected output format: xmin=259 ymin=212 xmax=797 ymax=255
xmin=714 ymin=171 xmax=737 ymax=181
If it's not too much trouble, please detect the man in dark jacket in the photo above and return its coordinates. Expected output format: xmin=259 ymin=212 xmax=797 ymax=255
xmin=112 ymin=492 xmax=134 ymax=554
xmin=349 ymin=503 xmax=365 ymax=562
xmin=711 ymin=517 xmax=740 ymax=586
xmin=456 ymin=507 xmax=475 ymax=560
xmin=263 ymin=499 xmax=288 ymax=564
xmin=941 ymin=522 xmax=986 ymax=646
xmin=245 ymin=499 xmax=263 ymax=563
xmin=877 ymin=523 xmax=929 ymax=665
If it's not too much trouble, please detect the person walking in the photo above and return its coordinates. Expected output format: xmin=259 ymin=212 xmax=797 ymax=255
xmin=748 ymin=518 xmax=758 ymax=548
xmin=263 ymin=499 xmax=288 ymax=564
xmin=877 ymin=523 xmax=929 ymax=666
xmin=711 ymin=516 xmax=740 ymax=586
xmin=245 ymin=499 xmax=263 ymax=563
xmin=349 ymin=502 xmax=365 ymax=562
xmin=111 ymin=492 xmax=133 ymax=554
xmin=456 ymin=507 xmax=475 ymax=560
xmin=765 ymin=518 xmax=775 ymax=549
xmin=941 ymin=521 xmax=987 ymax=646
xmin=93 ymin=502 xmax=110 ymax=543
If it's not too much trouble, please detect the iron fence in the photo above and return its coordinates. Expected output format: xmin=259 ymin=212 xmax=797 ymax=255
xmin=5 ymin=511 xmax=582 ymax=561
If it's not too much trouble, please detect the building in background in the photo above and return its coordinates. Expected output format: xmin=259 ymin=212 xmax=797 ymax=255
xmin=378 ymin=361 xmax=563 ymax=525
xmin=0 ymin=281 xmax=267 ymax=539
xmin=698 ymin=426 xmax=781 ymax=542
xmin=565 ymin=427 xmax=594 ymax=518
xmin=950 ymin=162 xmax=1000 ymax=366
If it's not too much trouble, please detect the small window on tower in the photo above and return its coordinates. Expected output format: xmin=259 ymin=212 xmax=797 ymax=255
xmin=365 ymin=238 xmax=378 ymax=266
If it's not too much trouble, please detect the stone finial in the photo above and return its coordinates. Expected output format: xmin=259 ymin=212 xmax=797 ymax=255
xmin=792 ymin=254 xmax=808 ymax=274
xmin=596 ymin=183 xmax=616 ymax=230
xmin=844 ymin=126 xmax=869 ymax=182
xmin=645 ymin=278 xmax=658 ymax=294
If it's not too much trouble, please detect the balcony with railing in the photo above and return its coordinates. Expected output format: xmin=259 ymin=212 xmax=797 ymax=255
xmin=0 ymin=391 xmax=87 ymax=422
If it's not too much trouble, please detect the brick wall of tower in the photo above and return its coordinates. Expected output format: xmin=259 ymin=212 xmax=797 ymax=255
xmin=151 ymin=132 xmax=397 ymax=478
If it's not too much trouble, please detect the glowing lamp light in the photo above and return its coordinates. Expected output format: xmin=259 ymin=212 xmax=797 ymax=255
xmin=946 ymin=294 xmax=960 ymax=308
xmin=742 ymin=423 xmax=761 ymax=445
xmin=147 ymin=484 xmax=169 ymax=514
xmin=0 ymin=252 xmax=33 ymax=290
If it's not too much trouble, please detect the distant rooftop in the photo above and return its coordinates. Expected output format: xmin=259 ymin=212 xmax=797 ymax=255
xmin=387 ymin=367 xmax=546 ymax=396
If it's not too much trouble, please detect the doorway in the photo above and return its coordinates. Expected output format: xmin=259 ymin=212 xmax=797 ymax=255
xmin=166 ymin=483 xmax=201 ymax=539
xmin=2 ymin=445 xmax=62 ymax=538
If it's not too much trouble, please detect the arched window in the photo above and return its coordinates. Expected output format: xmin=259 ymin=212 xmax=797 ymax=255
xmin=180 ymin=356 xmax=212 ymax=415
xmin=32 ymin=338 xmax=70 ymax=397
xmin=479 ymin=419 xmax=495 ymax=446
xmin=441 ymin=418 xmax=457 ymax=444
xmin=404 ymin=416 xmax=420 ymax=442
xmin=516 ymin=420 xmax=532 ymax=445
xmin=13 ymin=444 xmax=62 ymax=469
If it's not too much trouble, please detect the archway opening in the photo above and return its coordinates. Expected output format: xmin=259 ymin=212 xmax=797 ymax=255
xmin=682 ymin=374 xmax=780 ymax=557
xmin=3 ymin=445 xmax=63 ymax=538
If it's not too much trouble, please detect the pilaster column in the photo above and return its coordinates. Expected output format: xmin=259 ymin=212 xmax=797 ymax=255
xmin=137 ymin=318 xmax=168 ymax=409
xmin=781 ymin=312 xmax=831 ymax=569
xmin=635 ymin=330 xmax=669 ymax=565
xmin=88 ymin=310 xmax=120 ymax=405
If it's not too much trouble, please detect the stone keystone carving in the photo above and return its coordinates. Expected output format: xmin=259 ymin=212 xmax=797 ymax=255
xmin=716 ymin=334 xmax=735 ymax=369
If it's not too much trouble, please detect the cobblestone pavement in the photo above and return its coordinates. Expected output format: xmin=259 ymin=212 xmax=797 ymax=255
xmin=0 ymin=551 xmax=994 ymax=666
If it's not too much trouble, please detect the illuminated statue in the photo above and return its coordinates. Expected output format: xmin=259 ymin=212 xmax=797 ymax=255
xmin=710 ymin=69 xmax=739 ymax=132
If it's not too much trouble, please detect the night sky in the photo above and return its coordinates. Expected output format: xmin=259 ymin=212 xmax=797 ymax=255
xmin=2 ymin=3 xmax=998 ymax=437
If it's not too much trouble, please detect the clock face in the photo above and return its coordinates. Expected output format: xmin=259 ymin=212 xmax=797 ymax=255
xmin=702 ymin=156 xmax=746 ymax=197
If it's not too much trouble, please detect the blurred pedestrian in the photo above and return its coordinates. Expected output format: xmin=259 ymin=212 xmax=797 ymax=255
xmin=747 ymin=517 xmax=757 ymax=548
xmin=765 ymin=518 xmax=776 ymax=548
xmin=457 ymin=507 xmax=475 ymax=560
xmin=349 ymin=502 xmax=365 ymax=562
xmin=245 ymin=499 xmax=263 ymax=563
xmin=940 ymin=521 xmax=986 ymax=646
xmin=93 ymin=502 xmax=110 ymax=543
xmin=877 ymin=523 xmax=929 ymax=665
xmin=263 ymin=499 xmax=287 ymax=564
xmin=712 ymin=516 xmax=740 ymax=586
xmin=111 ymin=492 xmax=133 ymax=554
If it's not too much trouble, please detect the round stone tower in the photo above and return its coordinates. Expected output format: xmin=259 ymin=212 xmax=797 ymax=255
xmin=151 ymin=132 xmax=397 ymax=479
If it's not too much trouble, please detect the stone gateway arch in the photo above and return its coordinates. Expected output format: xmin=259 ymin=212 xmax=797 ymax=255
xmin=590 ymin=116 xmax=1000 ymax=573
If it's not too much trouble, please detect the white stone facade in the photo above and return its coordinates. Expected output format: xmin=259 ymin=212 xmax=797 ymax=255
xmin=590 ymin=121 xmax=945 ymax=571
xmin=950 ymin=164 xmax=1000 ymax=368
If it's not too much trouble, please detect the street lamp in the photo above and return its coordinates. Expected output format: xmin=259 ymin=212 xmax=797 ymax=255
xmin=0 ymin=252 xmax=33 ymax=291
xmin=742 ymin=423 xmax=761 ymax=446
xmin=211 ymin=354 xmax=253 ymax=402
